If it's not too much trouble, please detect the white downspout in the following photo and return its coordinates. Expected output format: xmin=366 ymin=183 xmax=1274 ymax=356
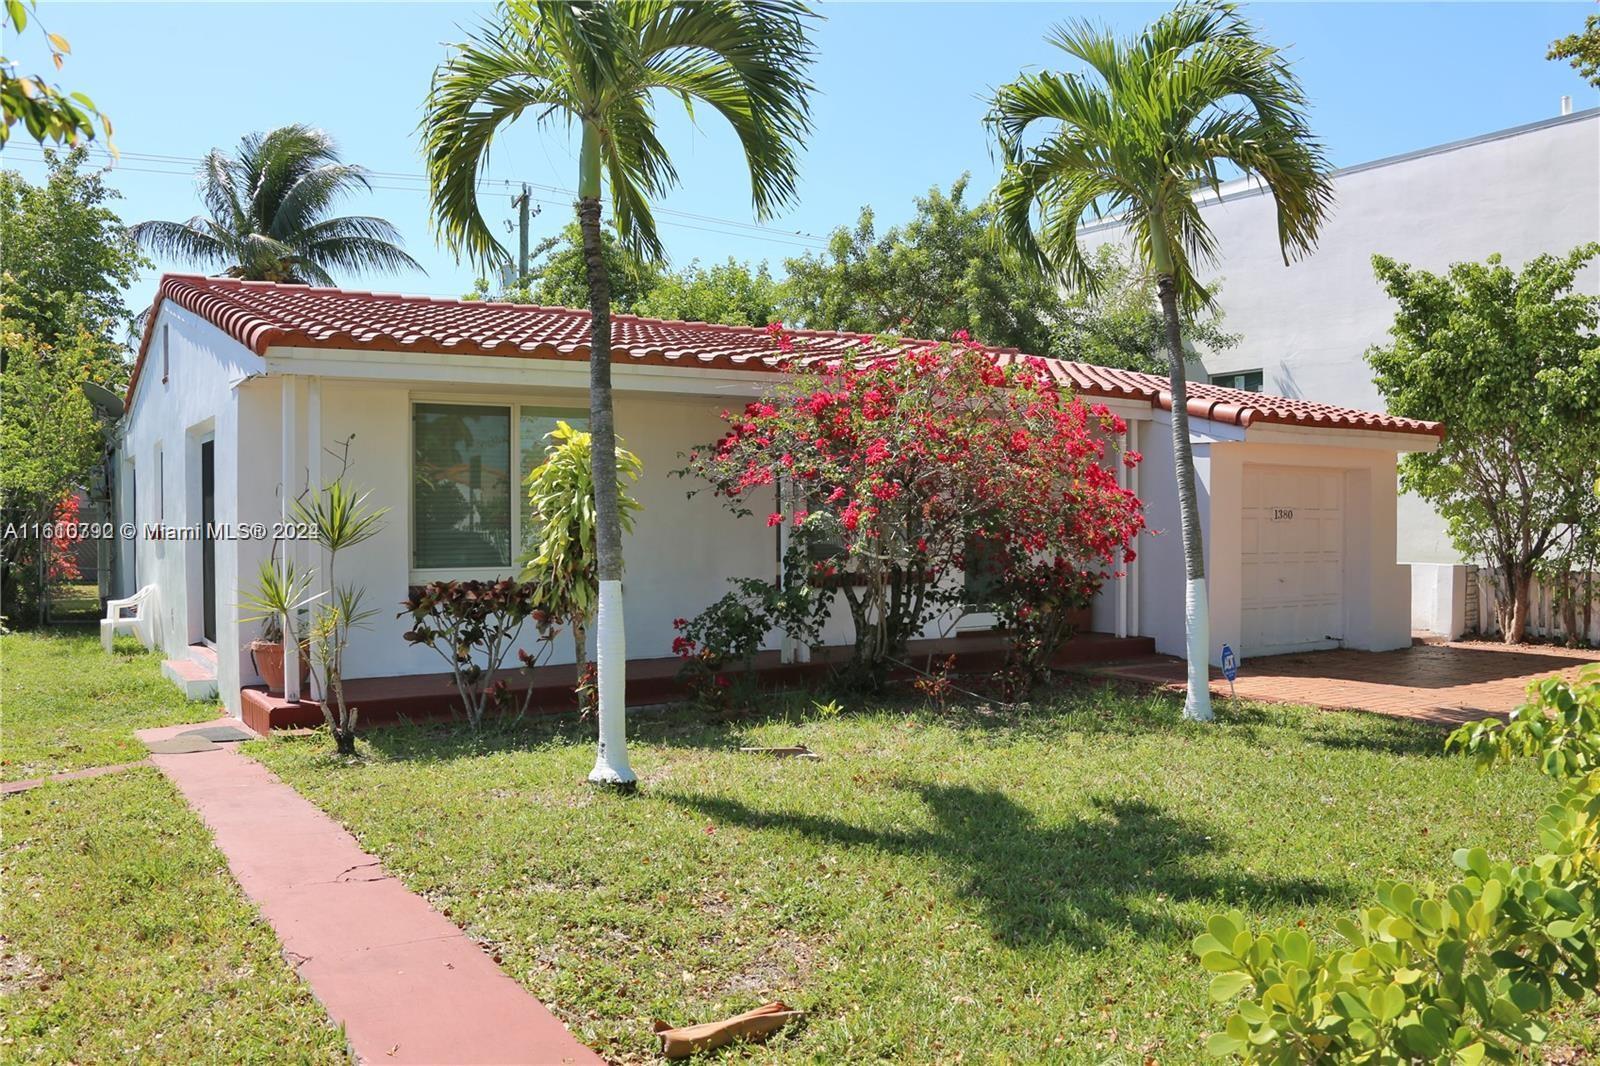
xmin=1115 ymin=427 xmax=1129 ymax=639
xmin=305 ymin=376 xmax=323 ymax=702
xmin=280 ymin=374 xmax=301 ymax=703
xmin=1129 ymin=419 xmax=1141 ymax=639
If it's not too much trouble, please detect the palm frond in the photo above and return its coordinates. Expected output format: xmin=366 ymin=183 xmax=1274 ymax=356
xmin=988 ymin=0 xmax=1331 ymax=300
xmin=269 ymin=162 xmax=376 ymax=239
xmin=299 ymin=233 xmax=425 ymax=277
xmin=631 ymin=0 xmax=817 ymax=220
xmin=422 ymin=20 xmax=577 ymax=268
xmin=126 ymin=218 xmax=231 ymax=269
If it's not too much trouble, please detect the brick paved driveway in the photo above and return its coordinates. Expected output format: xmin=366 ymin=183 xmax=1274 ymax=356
xmin=1092 ymin=639 xmax=1600 ymax=727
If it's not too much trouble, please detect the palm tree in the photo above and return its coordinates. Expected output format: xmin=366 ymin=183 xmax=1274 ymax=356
xmin=988 ymin=1 xmax=1333 ymax=722
xmin=130 ymin=124 xmax=421 ymax=284
xmin=422 ymin=0 xmax=817 ymax=787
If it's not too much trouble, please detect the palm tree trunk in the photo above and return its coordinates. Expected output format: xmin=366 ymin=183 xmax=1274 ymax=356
xmin=1156 ymin=274 xmax=1215 ymax=723
xmin=576 ymin=121 xmax=636 ymax=788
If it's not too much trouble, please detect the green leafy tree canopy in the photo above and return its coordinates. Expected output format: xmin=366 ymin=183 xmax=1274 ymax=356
xmin=0 ymin=0 xmax=112 ymax=153
xmin=1549 ymin=13 xmax=1600 ymax=88
xmin=780 ymin=175 xmax=1066 ymax=355
xmin=1054 ymin=244 xmax=1238 ymax=375
xmin=635 ymin=258 xmax=780 ymax=327
xmin=1367 ymin=245 xmax=1600 ymax=645
xmin=1 ymin=147 xmax=147 ymax=347
xmin=467 ymin=221 xmax=661 ymax=312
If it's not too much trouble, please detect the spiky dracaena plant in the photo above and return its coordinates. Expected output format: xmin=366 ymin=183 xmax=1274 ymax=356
xmin=988 ymin=0 xmax=1333 ymax=721
xmin=129 ymin=124 xmax=421 ymax=285
xmin=521 ymin=421 xmax=641 ymax=719
xmin=422 ymin=0 xmax=817 ymax=787
xmin=293 ymin=479 xmax=387 ymax=755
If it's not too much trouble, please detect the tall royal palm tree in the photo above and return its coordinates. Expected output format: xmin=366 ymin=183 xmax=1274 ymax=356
xmin=422 ymin=0 xmax=817 ymax=787
xmin=989 ymin=1 xmax=1333 ymax=722
xmin=130 ymin=124 xmax=421 ymax=284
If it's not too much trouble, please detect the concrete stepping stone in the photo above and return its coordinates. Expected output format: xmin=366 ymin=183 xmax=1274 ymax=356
xmin=144 ymin=735 xmax=219 ymax=755
xmin=179 ymin=725 xmax=257 ymax=743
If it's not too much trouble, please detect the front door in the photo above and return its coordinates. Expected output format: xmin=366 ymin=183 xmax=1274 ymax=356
xmin=200 ymin=440 xmax=216 ymax=643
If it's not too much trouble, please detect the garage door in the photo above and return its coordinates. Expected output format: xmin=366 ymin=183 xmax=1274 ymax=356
xmin=1241 ymin=466 xmax=1344 ymax=657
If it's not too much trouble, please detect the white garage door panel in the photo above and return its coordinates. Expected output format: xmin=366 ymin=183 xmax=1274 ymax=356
xmin=1241 ymin=466 xmax=1345 ymax=657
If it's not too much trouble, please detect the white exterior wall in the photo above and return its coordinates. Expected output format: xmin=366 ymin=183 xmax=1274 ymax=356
xmin=117 ymin=303 xmax=265 ymax=684
xmin=1131 ymin=414 xmax=1213 ymax=659
xmin=294 ymin=379 xmax=779 ymax=679
xmin=1127 ymin=412 xmax=1415 ymax=665
xmin=1083 ymin=109 xmax=1600 ymax=567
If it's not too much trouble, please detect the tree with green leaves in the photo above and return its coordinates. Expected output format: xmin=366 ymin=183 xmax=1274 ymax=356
xmin=1053 ymin=244 xmax=1237 ymax=375
xmin=522 ymin=421 xmax=642 ymax=717
xmin=1 ymin=0 xmax=112 ymax=154
xmin=1367 ymin=246 xmax=1600 ymax=646
xmin=1 ymin=147 xmax=146 ymax=348
xmin=988 ymin=1 xmax=1333 ymax=721
xmin=469 ymin=221 xmax=662 ymax=311
xmin=130 ymin=125 xmax=421 ymax=285
xmin=0 ymin=149 xmax=144 ymax=624
xmin=423 ymin=0 xmax=817 ymax=788
xmin=0 ymin=320 xmax=118 ymax=623
xmin=636 ymin=258 xmax=780 ymax=327
xmin=781 ymin=175 xmax=1066 ymax=355
xmin=1549 ymin=14 xmax=1600 ymax=88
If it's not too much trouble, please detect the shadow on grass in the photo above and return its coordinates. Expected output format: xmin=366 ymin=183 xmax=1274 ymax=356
xmin=316 ymin=671 xmax=1449 ymax=770
xmin=1299 ymin=713 xmax=1453 ymax=758
xmin=662 ymin=781 xmax=1347 ymax=951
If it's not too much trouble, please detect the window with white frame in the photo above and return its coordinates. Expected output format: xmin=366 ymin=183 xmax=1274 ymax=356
xmin=411 ymin=401 xmax=586 ymax=575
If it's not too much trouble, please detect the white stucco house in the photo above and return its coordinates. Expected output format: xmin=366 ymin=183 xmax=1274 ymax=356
xmin=114 ymin=274 xmax=1441 ymax=720
xmin=1082 ymin=106 xmax=1600 ymax=639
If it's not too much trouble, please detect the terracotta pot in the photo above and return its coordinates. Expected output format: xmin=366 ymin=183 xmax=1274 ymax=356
xmin=249 ymin=640 xmax=310 ymax=698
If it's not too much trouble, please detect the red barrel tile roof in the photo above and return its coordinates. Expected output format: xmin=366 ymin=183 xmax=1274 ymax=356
xmin=130 ymin=274 xmax=1442 ymax=438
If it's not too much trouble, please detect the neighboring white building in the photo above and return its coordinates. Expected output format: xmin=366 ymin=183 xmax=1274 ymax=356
xmin=114 ymin=275 xmax=1440 ymax=717
xmin=1082 ymin=107 xmax=1600 ymax=637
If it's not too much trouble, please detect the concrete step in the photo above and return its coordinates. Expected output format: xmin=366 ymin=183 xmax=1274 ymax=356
xmin=163 ymin=644 xmax=218 ymax=701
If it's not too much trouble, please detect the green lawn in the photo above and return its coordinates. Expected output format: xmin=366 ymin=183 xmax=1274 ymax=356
xmin=249 ymin=685 xmax=1599 ymax=1063
xmin=0 ymin=628 xmax=218 ymax=782
xmin=0 ymin=769 xmax=347 ymax=1062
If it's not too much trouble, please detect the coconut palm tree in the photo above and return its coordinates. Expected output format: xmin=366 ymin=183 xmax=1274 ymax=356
xmin=988 ymin=0 xmax=1333 ymax=722
xmin=130 ymin=124 xmax=421 ymax=284
xmin=422 ymin=0 xmax=817 ymax=787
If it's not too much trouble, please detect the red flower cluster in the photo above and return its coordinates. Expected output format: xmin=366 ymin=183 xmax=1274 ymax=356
xmin=684 ymin=339 xmax=1146 ymax=673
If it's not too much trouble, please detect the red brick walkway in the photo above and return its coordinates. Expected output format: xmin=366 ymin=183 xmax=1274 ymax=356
xmin=137 ymin=719 xmax=601 ymax=1065
xmin=1091 ymin=639 xmax=1600 ymax=727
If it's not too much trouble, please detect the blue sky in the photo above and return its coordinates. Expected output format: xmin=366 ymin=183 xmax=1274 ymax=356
xmin=7 ymin=1 xmax=1597 ymax=315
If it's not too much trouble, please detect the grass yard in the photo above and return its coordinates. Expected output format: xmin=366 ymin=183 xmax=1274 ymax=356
xmin=0 ymin=768 xmax=347 ymax=1062
xmin=0 ymin=628 xmax=218 ymax=782
xmin=249 ymin=685 xmax=1599 ymax=1064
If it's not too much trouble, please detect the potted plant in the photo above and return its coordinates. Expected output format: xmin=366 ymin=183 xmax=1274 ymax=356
xmin=241 ymin=558 xmax=313 ymax=696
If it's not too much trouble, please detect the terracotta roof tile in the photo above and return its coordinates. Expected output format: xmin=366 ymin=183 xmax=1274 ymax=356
xmin=129 ymin=274 xmax=1442 ymax=439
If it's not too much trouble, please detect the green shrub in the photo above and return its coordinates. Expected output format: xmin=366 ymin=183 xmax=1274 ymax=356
xmin=1197 ymin=666 xmax=1599 ymax=1063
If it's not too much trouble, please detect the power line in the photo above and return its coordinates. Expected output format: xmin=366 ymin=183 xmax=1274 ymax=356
xmin=3 ymin=144 xmax=835 ymax=251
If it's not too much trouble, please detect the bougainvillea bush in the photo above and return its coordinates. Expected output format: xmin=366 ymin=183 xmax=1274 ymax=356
xmin=682 ymin=333 xmax=1143 ymax=686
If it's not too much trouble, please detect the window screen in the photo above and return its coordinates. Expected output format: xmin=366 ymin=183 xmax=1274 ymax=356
xmin=518 ymin=407 xmax=586 ymax=554
xmin=1210 ymin=369 xmax=1264 ymax=393
xmin=412 ymin=403 xmax=512 ymax=569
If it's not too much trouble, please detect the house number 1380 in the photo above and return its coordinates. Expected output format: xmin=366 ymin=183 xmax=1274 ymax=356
xmin=1271 ymin=508 xmax=1295 ymax=521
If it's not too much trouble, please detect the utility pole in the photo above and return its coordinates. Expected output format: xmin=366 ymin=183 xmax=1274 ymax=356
xmin=512 ymin=183 xmax=533 ymax=284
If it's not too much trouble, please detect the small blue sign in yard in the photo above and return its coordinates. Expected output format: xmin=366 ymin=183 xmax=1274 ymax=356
xmin=1220 ymin=644 xmax=1238 ymax=683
